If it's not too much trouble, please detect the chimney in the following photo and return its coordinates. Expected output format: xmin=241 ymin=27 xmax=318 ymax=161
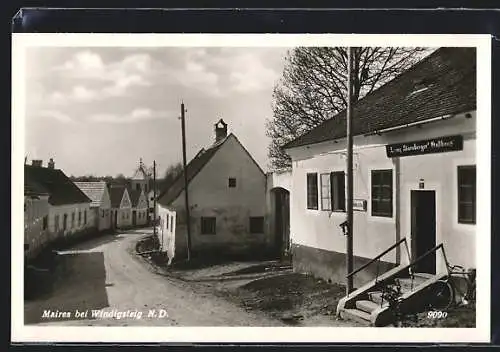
xmin=32 ymin=159 xmax=43 ymax=167
xmin=48 ymin=158 xmax=55 ymax=169
xmin=214 ymin=118 xmax=228 ymax=143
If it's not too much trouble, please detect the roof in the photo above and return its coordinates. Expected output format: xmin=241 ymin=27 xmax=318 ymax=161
xmin=128 ymin=188 xmax=143 ymax=207
xmin=24 ymin=165 xmax=92 ymax=206
xmin=74 ymin=181 xmax=107 ymax=207
xmin=284 ymin=47 xmax=476 ymax=149
xmin=24 ymin=179 xmax=49 ymax=197
xmin=109 ymin=186 xmax=127 ymax=208
xmin=157 ymin=135 xmax=229 ymax=206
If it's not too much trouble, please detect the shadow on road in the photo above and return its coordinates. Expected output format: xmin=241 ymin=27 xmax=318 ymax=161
xmin=25 ymin=251 xmax=110 ymax=325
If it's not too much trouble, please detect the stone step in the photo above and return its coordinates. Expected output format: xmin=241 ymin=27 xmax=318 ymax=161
xmin=340 ymin=308 xmax=372 ymax=326
xmin=368 ymin=291 xmax=384 ymax=305
xmin=355 ymin=300 xmax=380 ymax=314
xmin=413 ymin=272 xmax=436 ymax=280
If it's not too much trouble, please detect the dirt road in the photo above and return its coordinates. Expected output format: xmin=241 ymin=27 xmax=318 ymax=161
xmin=24 ymin=229 xmax=284 ymax=327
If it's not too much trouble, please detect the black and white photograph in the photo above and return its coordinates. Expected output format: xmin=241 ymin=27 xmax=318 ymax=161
xmin=12 ymin=34 xmax=491 ymax=343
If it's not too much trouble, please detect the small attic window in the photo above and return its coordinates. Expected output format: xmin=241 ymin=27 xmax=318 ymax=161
xmin=228 ymin=178 xmax=237 ymax=188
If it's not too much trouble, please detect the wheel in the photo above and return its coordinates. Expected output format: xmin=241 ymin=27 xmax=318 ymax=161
xmin=431 ymin=280 xmax=454 ymax=310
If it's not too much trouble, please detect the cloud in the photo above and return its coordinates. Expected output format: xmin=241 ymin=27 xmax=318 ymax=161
xmin=38 ymin=110 xmax=73 ymax=123
xmin=51 ymin=50 xmax=155 ymax=101
xmin=226 ymin=51 xmax=282 ymax=93
xmin=62 ymin=51 xmax=105 ymax=72
xmin=89 ymin=108 xmax=170 ymax=124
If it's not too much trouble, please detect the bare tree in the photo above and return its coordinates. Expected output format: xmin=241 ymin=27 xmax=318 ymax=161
xmin=160 ymin=162 xmax=183 ymax=191
xmin=267 ymin=47 xmax=434 ymax=169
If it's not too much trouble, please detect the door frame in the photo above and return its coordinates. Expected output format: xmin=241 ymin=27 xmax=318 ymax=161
xmin=405 ymin=181 xmax=444 ymax=274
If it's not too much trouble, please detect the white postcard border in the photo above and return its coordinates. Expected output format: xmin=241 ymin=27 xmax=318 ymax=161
xmin=12 ymin=33 xmax=492 ymax=343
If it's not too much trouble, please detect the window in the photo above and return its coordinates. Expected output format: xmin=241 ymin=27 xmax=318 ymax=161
xmin=102 ymin=210 xmax=105 ymax=218
xmin=371 ymin=169 xmax=393 ymax=217
xmin=84 ymin=210 xmax=87 ymax=224
xmin=306 ymin=173 xmax=318 ymax=210
xmin=458 ymin=165 xmax=476 ymax=224
xmin=331 ymin=171 xmax=346 ymax=212
xmin=320 ymin=173 xmax=331 ymax=211
xmin=201 ymin=217 xmax=216 ymax=235
xmin=71 ymin=212 xmax=75 ymax=228
xmin=249 ymin=217 xmax=264 ymax=234
xmin=42 ymin=216 xmax=48 ymax=230
xmin=54 ymin=215 xmax=60 ymax=231
xmin=78 ymin=211 xmax=82 ymax=226
xmin=63 ymin=214 xmax=68 ymax=230
xmin=228 ymin=178 xmax=237 ymax=188
xmin=166 ymin=215 xmax=169 ymax=229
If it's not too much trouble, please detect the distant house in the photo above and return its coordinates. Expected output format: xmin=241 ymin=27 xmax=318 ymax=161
xmin=24 ymin=159 xmax=94 ymax=243
xmin=24 ymin=178 xmax=50 ymax=260
xmin=109 ymin=186 xmax=132 ymax=229
xmin=128 ymin=187 xmax=148 ymax=227
xmin=282 ymin=47 xmax=477 ymax=287
xmin=157 ymin=119 xmax=268 ymax=260
xmin=74 ymin=181 xmax=112 ymax=231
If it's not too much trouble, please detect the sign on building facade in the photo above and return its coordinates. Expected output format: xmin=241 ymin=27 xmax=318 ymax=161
xmin=386 ymin=135 xmax=463 ymax=158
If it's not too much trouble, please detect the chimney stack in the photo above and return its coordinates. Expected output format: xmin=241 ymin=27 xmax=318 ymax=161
xmin=32 ymin=159 xmax=43 ymax=167
xmin=214 ymin=118 xmax=228 ymax=143
xmin=48 ymin=158 xmax=55 ymax=169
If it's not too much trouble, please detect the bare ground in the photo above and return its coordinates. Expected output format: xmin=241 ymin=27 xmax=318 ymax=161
xmin=139 ymin=236 xmax=361 ymax=327
xmin=24 ymin=229 xmax=285 ymax=327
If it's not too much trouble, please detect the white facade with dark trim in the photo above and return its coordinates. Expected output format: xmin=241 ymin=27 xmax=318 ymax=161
xmin=285 ymin=111 xmax=476 ymax=287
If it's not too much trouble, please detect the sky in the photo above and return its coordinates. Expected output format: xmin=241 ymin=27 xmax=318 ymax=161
xmin=25 ymin=46 xmax=289 ymax=178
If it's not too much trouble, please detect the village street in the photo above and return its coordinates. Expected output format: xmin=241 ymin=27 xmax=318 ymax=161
xmin=24 ymin=229 xmax=284 ymax=327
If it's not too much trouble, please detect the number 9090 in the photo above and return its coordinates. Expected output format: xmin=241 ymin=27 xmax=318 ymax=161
xmin=427 ymin=311 xmax=448 ymax=319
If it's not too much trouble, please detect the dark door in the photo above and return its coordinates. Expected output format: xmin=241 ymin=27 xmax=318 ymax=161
xmin=274 ymin=189 xmax=290 ymax=257
xmin=114 ymin=211 xmax=118 ymax=228
xmin=411 ymin=190 xmax=437 ymax=274
xmin=132 ymin=210 xmax=137 ymax=226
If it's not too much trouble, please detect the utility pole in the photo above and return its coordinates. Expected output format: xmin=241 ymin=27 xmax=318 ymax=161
xmin=346 ymin=46 xmax=355 ymax=295
xmin=153 ymin=160 xmax=161 ymax=251
xmin=180 ymin=102 xmax=192 ymax=261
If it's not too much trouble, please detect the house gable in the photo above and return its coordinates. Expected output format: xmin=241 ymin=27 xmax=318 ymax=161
xmin=120 ymin=189 xmax=132 ymax=209
xmin=136 ymin=191 xmax=148 ymax=209
xmin=101 ymin=186 xmax=111 ymax=209
xmin=171 ymin=133 xmax=266 ymax=207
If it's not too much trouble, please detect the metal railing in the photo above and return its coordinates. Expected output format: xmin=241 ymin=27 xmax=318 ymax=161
xmin=405 ymin=243 xmax=449 ymax=277
xmin=346 ymin=237 xmax=411 ymax=286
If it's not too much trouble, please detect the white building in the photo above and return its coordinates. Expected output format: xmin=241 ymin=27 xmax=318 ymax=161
xmin=283 ymin=47 xmax=477 ymax=288
xmin=109 ymin=186 xmax=132 ymax=229
xmin=157 ymin=119 xmax=269 ymax=260
xmin=128 ymin=187 xmax=149 ymax=227
xmin=24 ymin=159 xmax=94 ymax=243
xmin=74 ymin=181 xmax=112 ymax=232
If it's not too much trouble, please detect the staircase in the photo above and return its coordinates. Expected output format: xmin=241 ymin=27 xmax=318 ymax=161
xmin=336 ymin=241 xmax=450 ymax=327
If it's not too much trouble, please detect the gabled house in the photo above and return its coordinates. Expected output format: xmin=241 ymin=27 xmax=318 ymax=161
xmin=157 ymin=119 xmax=268 ymax=260
xmin=109 ymin=186 xmax=132 ymax=229
xmin=24 ymin=178 xmax=50 ymax=260
xmin=283 ymin=47 xmax=477 ymax=291
xmin=74 ymin=181 xmax=112 ymax=231
xmin=128 ymin=187 xmax=148 ymax=227
xmin=24 ymin=159 xmax=93 ymax=242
